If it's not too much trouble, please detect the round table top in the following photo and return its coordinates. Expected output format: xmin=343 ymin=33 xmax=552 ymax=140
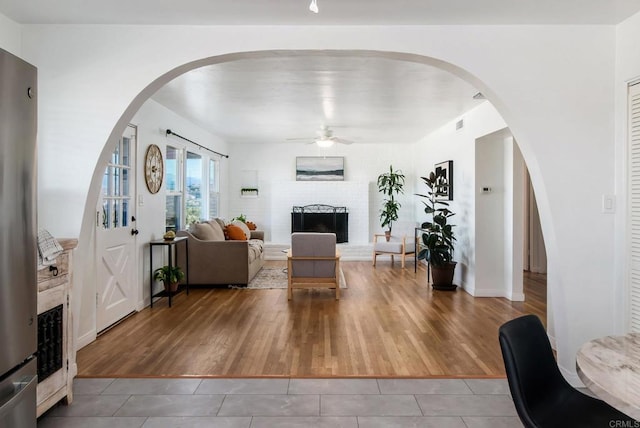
xmin=576 ymin=333 xmax=640 ymax=420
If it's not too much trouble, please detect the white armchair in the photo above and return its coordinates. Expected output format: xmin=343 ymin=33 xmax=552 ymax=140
xmin=372 ymin=233 xmax=415 ymax=268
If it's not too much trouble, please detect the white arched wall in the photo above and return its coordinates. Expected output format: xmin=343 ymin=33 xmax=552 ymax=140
xmin=15 ymin=24 xmax=619 ymax=383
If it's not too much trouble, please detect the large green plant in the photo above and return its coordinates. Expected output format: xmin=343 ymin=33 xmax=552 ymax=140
xmin=377 ymin=165 xmax=405 ymax=234
xmin=416 ymin=171 xmax=456 ymax=266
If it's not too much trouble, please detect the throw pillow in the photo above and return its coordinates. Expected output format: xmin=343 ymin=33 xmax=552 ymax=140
xmin=246 ymin=221 xmax=257 ymax=230
xmin=191 ymin=222 xmax=217 ymax=241
xmin=204 ymin=220 xmax=226 ymax=241
xmin=231 ymin=220 xmax=251 ymax=240
xmin=212 ymin=217 xmax=226 ymax=231
xmin=226 ymin=224 xmax=247 ymax=240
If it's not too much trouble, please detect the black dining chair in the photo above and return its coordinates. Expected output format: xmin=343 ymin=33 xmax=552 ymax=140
xmin=499 ymin=314 xmax=637 ymax=427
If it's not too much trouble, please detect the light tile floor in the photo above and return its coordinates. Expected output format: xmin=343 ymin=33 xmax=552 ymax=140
xmin=38 ymin=378 xmax=524 ymax=428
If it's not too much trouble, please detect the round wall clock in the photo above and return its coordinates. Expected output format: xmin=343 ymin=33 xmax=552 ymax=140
xmin=144 ymin=144 xmax=164 ymax=194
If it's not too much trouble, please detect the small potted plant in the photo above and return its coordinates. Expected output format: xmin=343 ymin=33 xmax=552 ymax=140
xmin=416 ymin=170 xmax=457 ymax=290
xmin=377 ymin=165 xmax=405 ymax=241
xmin=232 ymin=213 xmax=247 ymax=223
xmin=153 ymin=265 xmax=185 ymax=293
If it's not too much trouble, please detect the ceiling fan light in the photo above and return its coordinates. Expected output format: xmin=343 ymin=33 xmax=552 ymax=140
xmin=316 ymin=139 xmax=334 ymax=148
xmin=309 ymin=0 xmax=319 ymax=13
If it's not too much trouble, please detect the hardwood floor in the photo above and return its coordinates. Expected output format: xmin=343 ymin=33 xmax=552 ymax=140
xmin=77 ymin=261 xmax=546 ymax=378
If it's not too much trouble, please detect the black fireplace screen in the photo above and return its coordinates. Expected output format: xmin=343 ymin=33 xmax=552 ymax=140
xmin=37 ymin=304 xmax=63 ymax=383
xmin=291 ymin=204 xmax=349 ymax=243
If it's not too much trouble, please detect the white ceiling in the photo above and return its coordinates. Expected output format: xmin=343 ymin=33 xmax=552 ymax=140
xmin=3 ymin=1 xmax=638 ymax=147
xmin=151 ymin=54 xmax=481 ymax=145
xmin=0 ymin=0 xmax=638 ymax=25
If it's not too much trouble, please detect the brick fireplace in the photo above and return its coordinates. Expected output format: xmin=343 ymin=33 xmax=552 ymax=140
xmin=270 ymin=181 xmax=369 ymax=244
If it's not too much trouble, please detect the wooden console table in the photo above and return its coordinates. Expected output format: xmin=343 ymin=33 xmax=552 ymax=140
xmin=149 ymin=237 xmax=189 ymax=307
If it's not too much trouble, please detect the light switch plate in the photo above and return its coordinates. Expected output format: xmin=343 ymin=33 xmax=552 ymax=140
xmin=602 ymin=194 xmax=615 ymax=213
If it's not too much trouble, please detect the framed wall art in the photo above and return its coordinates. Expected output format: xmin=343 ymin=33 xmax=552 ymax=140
xmin=296 ymin=156 xmax=344 ymax=181
xmin=434 ymin=160 xmax=453 ymax=200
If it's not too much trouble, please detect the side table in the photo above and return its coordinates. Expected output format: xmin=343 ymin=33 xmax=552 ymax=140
xmin=149 ymin=236 xmax=189 ymax=307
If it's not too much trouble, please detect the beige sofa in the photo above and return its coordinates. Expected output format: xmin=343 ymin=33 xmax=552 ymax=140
xmin=176 ymin=219 xmax=265 ymax=286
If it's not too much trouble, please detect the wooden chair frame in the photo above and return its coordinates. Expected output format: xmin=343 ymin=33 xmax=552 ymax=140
xmin=372 ymin=234 xmax=415 ymax=269
xmin=287 ymin=249 xmax=341 ymax=300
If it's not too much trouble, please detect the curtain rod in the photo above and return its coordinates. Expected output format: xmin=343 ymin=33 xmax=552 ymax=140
xmin=165 ymin=129 xmax=229 ymax=158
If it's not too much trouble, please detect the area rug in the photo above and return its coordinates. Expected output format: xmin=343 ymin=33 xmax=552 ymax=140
xmin=245 ymin=266 xmax=347 ymax=289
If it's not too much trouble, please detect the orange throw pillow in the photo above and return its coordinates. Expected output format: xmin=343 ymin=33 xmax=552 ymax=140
xmin=246 ymin=221 xmax=257 ymax=230
xmin=226 ymin=224 xmax=247 ymax=240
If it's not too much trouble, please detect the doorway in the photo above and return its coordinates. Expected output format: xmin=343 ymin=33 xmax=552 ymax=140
xmin=95 ymin=124 xmax=138 ymax=333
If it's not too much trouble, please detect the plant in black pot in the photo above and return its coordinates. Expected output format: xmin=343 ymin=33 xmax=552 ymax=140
xmin=153 ymin=265 xmax=185 ymax=293
xmin=377 ymin=165 xmax=405 ymax=241
xmin=416 ymin=171 xmax=457 ymax=290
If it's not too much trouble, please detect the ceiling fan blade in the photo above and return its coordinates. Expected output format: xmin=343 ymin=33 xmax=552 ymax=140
xmin=333 ymin=137 xmax=355 ymax=145
xmin=286 ymin=137 xmax=313 ymax=141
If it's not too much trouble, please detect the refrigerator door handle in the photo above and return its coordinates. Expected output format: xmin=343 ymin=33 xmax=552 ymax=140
xmin=0 ymin=374 xmax=37 ymax=420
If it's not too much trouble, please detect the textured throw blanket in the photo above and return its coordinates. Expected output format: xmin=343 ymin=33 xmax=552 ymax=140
xmin=37 ymin=228 xmax=63 ymax=270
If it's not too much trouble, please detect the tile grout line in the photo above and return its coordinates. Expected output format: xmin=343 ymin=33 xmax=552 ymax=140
xmin=216 ymin=394 xmax=228 ymax=417
xmin=111 ymin=393 xmax=132 ymax=417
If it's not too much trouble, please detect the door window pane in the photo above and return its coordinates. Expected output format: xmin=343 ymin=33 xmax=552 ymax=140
xmin=100 ymin=126 xmax=134 ymax=230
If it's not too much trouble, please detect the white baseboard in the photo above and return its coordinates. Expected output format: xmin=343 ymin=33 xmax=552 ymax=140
xmin=506 ymin=292 xmax=525 ymax=301
xmin=470 ymin=288 xmax=507 ymax=297
xmin=77 ymin=329 xmax=96 ymax=350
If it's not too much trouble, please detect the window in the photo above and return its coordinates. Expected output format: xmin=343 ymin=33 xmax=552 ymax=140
xmin=185 ymin=151 xmax=203 ymax=225
xmin=165 ymin=146 xmax=221 ymax=231
xmin=209 ymin=159 xmax=220 ymax=218
xmin=101 ymin=128 xmax=134 ymax=230
xmin=165 ymin=146 xmax=182 ymax=231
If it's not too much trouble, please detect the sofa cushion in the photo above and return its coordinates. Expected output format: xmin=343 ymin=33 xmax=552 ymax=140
xmin=204 ymin=220 xmax=226 ymax=241
xmin=227 ymin=224 xmax=248 ymax=240
xmin=248 ymin=239 xmax=263 ymax=263
xmin=191 ymin=222 xmax=219 ymax=241
xmin=212 ymin=217 xmax=226 ymax=230
xmin=231 ymin=220 xmax=252 ymax=240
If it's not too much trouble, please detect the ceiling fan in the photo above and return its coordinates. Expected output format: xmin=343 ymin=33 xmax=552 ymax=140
xmin=287 ymin=125 xmax=355 ymax=147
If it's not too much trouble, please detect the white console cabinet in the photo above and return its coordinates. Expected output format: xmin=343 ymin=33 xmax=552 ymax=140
xmin=36 ymin=238 xmax=77 ymax=417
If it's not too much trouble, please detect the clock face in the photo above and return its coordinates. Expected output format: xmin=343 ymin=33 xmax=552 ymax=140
xmin=144 ymin=144 xmax=164 ymax=194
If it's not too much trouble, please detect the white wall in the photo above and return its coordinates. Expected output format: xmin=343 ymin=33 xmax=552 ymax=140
xmin=0 ymin=12 xmax=22 ymax=57
xmin=77 ymin=98 xmax=229 ymax=347
xmin=228 ymin=141 xmax=418 ymax=243
xmin=505 ymin=137 xmax=525 ymax=302
xmin=615 ymin=11 xmax=640 ymax=335
xmin=19 ymin=24 xmax=619 ymax=381
xmin=475 ymin=129 xmax=509 ymax=296
xmin=415 ymin=102 xmax=508 ymax=291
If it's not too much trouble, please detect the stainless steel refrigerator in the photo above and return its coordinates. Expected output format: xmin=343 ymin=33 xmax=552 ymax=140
xmin=0 ymin=47 xmax=38 ymax=427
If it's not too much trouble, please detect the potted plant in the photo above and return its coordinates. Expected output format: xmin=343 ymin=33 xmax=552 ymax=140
xmin=232 ymin=213 xmax=247 ymax=223
xmin=377 ymin=165 xmax=405 ymax=241
xmin=416 ymin=170 xmax=457 ymax=290
xmin=153 ymin=265 xmax=185 ymax=293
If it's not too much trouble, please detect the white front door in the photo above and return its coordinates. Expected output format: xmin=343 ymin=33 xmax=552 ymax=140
xmin=96 ymin=124 xmax=138 ymax=332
